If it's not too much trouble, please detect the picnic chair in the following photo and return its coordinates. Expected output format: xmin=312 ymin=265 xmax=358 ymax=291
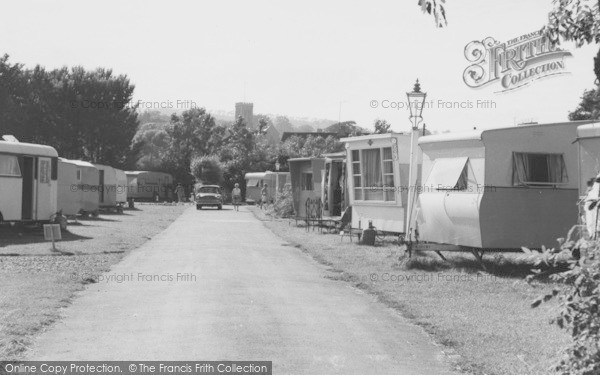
xmin=305 ymin=197 xmax=323 ymax=232
xmin=338 ymin=206 xmax=362 ymax=242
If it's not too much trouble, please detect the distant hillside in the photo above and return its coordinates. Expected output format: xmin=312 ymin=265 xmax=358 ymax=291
xmin=137 ymin=107 xmax=339 ymax=133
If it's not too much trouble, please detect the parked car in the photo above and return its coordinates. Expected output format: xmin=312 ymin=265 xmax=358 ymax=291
xmin=195 ymin=185 xmax=223 ymax=210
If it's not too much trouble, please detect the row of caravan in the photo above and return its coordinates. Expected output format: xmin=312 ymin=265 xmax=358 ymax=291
xmin=0 ymin=137 xmax=174 ymax=225
xmin=287 ymin=121 xmax=600 ymax=252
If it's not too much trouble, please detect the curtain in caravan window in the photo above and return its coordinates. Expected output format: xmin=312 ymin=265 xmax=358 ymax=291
xmin=512 ymin=153 xmax=529 ymax=185
xmin=513 ymin=153 xmax=567 ymax=185
xmin=425 ymin=157 xmax=469 ymax=190
xmin=0 ymin=155 xmax=21 ymax=176
xmin=547 ymin=154 xmax=568 ymax=183
xmin=363 ymin=149 xmax=382 ymax=200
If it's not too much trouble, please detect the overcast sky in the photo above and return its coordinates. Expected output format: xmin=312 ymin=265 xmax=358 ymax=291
xmin=2 ymin=0 xmax=597 ymax=133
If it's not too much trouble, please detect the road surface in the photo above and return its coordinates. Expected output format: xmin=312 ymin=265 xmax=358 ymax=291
xmin=29 ymin=206 xmax=459 ymax=375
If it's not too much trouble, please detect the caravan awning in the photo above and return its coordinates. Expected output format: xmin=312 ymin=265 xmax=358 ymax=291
xmin=425 ymin=157 xmax=468 ymax=190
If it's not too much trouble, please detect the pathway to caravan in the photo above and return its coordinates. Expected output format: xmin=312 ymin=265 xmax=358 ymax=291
xmin=29 ymin=206 xmax=458 ymax=375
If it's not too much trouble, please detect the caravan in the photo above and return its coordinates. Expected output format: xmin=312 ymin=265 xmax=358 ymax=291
xmin=413 ymin=121 xmax=588 ymax=254
xmin=94 ymin=164 xmax=125 ymax=212
xmin=125 ymin=171 xmax=174 ymax=201
xmin=57 ymin=158 xmax=100 ymax=217
xmin=575 ymin=123 xmax=600 ymax=238
xmin=576 ymin=123 xmax=600 ymax=196
xmin=288 ymin=154 xmax=347 ymax=219
xmin=288 ymin=158 xmax=326 ymax=218
xmin=115 ymin=169 xmax=128 ymax=206
xmin=341 ymin=132 xmax=420 ymax=233
xmin=245 ymin=171 xmax=289 ymax=204
xmin=0 ymin=139 xmax=59 ymax=224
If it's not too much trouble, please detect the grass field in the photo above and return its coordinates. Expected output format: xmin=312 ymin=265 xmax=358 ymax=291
xmin=0 ymin=203 xmax=188 ymax=360
xmin=252 ymin=208 xmax=569 ymax=375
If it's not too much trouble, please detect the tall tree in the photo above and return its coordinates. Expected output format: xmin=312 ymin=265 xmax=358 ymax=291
xmin=162 ymin=107 xmax=221 ymax=189
xmin=0 ymin=55 xmax=138 ymax=166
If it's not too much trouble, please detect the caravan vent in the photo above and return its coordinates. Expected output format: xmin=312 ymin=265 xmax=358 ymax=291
xmin=2 ymin=135 xmax=19 ymax=142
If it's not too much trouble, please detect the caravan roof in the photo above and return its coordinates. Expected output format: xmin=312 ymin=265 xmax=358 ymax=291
xmin=420 ymin=121 xmax=595 ymax=145
xmin=340 ymin=131 xmax=408 ymax=143
xmin=0 ymin=140 xmax=58 ymax=157
xmin=59 ymin=158 xmax=95 ymax=168
xmin=576 ymin=122 xmax=600 ymax=139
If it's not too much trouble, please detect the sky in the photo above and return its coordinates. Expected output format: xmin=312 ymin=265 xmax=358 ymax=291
xmin=1 ymin=0 xmax=598 ymax=133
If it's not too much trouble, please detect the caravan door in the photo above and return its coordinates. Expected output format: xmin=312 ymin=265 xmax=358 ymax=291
xmin=0 ymin=154 xmax=24 ymax=221
xmin=21 ymin=156 xmax=35 ymax=220
xmin=99 ymin=170 xmax=105 ymax=203
xmin=35 ymin=157 xmax=55 ymax=221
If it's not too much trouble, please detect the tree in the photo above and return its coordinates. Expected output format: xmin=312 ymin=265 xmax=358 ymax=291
xmin=296 ymin=124 xmax=315 ymax=132
xmin=417 ymin=0 xmax=447 ymax=27
xmin=130 ymin=123 xmax=171 ymax=170
xmin=162 ymin=107 xmax=221 ymax=189
xmin=190 ymin=155 xmax=224 ymax=185
xmin=544 ymin=0 xmax=600 ymax=47
xmin=257 ymin=117 xmax=269 ymax=135
xmin=274 ymin=115 xmax=294 ymax=133
xmin=419 ymin=0 xmax=600 ymax=48
xmin=279 ymin=134 xmax=343 ymax=162
xmin=138 ymin=110 xmax=171 ymax=126
xmin=569 ymin=89 xmax=600 ymax=120
xmin=324 ymin=121 xmax=367 ymax=138
xmin=0 ymin=55 xmax=138 ymax=167
xmin=374 ymin=119 xmax=392 ymax=134
xmin=218 ymin=116 xmax=258 ymax=194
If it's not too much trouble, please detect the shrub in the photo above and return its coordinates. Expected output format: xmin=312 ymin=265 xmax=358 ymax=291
xmin=527 ymin=230 xmax=600 ymax=375
xmin=190 ymin=155 xmax=224 ymax=185
xmin=270 ymin=184 xmax=294 ymax=218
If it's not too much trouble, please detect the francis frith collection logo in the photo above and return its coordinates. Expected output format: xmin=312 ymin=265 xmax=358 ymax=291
xmin=463 ymin=30 xmax=572 ymax=92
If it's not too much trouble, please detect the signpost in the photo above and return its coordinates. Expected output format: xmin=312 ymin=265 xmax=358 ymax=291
xmin=43 ymin=224 xmax=62 ymax=250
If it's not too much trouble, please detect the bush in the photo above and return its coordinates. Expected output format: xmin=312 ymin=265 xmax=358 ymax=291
xmin=527 ymin=230 xmax=600 ymax=375
xmin=190 ymin=155 xmax=224 ymax=185
xmin=270 ymin=184 xmax=294 ymax=218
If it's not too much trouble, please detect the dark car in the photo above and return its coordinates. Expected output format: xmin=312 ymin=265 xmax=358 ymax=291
xmin=195 ymin=185 xmax=223 ymax=210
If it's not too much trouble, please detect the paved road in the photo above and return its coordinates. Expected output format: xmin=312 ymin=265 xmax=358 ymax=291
xmin=29 ymin=206 xmax=458 ymax=375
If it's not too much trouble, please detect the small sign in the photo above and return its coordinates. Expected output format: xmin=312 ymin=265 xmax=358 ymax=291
xmin=43 ymin=224 xmax=62 ymax=241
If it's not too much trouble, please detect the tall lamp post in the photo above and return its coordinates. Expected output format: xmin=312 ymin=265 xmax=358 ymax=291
xmin=275 ymin=161 xmax=281 ymax=196
xmin=405 ymin=79 xmax=427 ymax=238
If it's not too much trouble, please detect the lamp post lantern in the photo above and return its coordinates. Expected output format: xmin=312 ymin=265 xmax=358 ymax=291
xmin=405 ymin=79 xmax=427 ymax=237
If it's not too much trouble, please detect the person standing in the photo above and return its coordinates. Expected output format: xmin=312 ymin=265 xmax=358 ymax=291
xmin=260 ymin=183 xmax=268 ymax=209
xmin=232 ymin=183 xmax=242 ymax=211
xmin=175 ymin=183 xmax=185 ymax=203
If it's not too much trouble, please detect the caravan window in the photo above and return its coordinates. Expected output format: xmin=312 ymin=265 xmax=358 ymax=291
xmin=301 ymin=173 xmax=313 ymax=191
xmin=76 ymin=169 xmax=82 ymax=181
xmin=513 ymin=153 xmax=567 ymax=186
xmin=246 ymin=178 xmax=261 ymax=187
xmin=352 ymin=147 xmax=395 ymax=201
xmin=351 ymin=150 xmax=362 ymax=200
xmin=382 ymin=147 xmax=395 ymax=200
xmin=0 ymin=154 xmax=21 ymax=177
